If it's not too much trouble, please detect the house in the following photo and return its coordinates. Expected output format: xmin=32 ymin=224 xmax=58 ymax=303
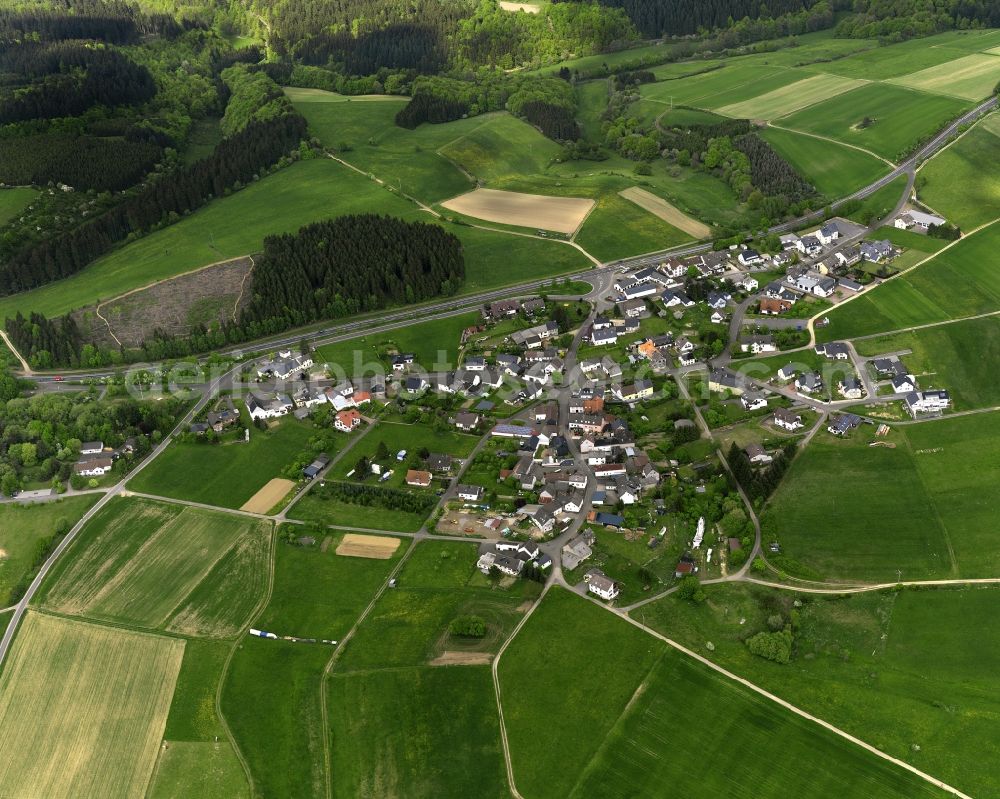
xmin=740 ymin=390 xmax=768 ymax=411
xmin=257 ymin=353 xmax=313 ymax=380
xmin=615 ymin=380 xmax=654 ymax=402
xmin=773 ymin=408 xmax=804 ymax=431
xmin=591 ymin=326 xmax=619 ymax=346
xmin=74 ymin=457 xmax=113 ymax=477
xmin=827 ymin=413 xmax=861 ymax=436
xmin=838 ymin=376 xmax=863 ymax=399
xmin=745 ymin=443 xmax=773 ymax=465
xmin=80 ymin=441 xmax=104 ymax=455
xmin=303 ymin=453 xmax=330 ymax=479
xmin=456 ymin=484 xmax=485 ymax=502
xmin=759 ymin=297 xmax=792 ymax=315
xmin=706 ymin=292 xmax=728 ymax=310
xmin=496 ymin=540 xmax=540 ymax=561
xmin=620 ymin=281 xmax=658 ymax=300
xmin=335 ymin=409 xmax=362 ymax=432
xmin=592 ymin=511 xmax=625 ymax=528
xmin=246 ymin=392 xmax=293 ymax=420
xmin=405 ymin=469 xmax=432 ymax=487
xmin=800 ymin=235 xmax=822 ymax=255
xmin=675 ymin=337 xmax=695 ymax=355
xmin=484 ymin=299 xmax=520 ymax=320
xmin=812 ymin=276 xmax=837 ymax=297
xmin=818 ymin=222 xmax=840 ymax=245
xmin=708 ymin=369 xmax=744 ymax=395
xmin=391 ymin=353 xmax=415 ymax=371
xmin=795 ymin=372 xmax=823 ymax=394
xmin=777 ymin=363 xmax=797 ymax=381
xmin=404 ymin=376 xmax=428 ymax=394
xmin=815 ymin=342 xmax=850 ymax=360
xmin=455 ymin=412 xmax=481 ymax=431
xmin=738 ymin=275 xmax=759 ymax=292
xmin=839 ymin=278 xmax=864 ymax=293
xmin=738 ymin=248 xmax=763 ymax=267
xmin=780 ymin=233 xmax=801 ymax=251
xmin=463 ymin=356 xmax=485 ymax=371
xmin=895 ymin=210 xmax=945 ymax=232
xmin=207 ymin=408 xmax=240 ymax=432
xmin=477 ymin=550 xmax=524 ymax=577
xmin=619 ymin=298 xmax=647 ymax=318
xmin=562 ymin=530 xmax=595 ymax=570
xmin=674 ymin=557 xmax=697 ymax=578
xmin=905 ymin=390 xmax=950 ymax=416
xmin=584 ymin=569 xmax=620 ymax=601
xmin=710 ymin=310 xmax=726 ymax=325
xmin=891 ymin=374 xmax=916 ymax=394
xmin=836 ymin=246 xmax=862 ymax=268
xmin=521 ymin=297 xmax=545 ymax=316
xmin=740 ymin=335 xmax=776 ymax=354
xmin=860 ymin=240 xmax=897 ymax=263
xmin=871 ymin=357 xmax=905 ymax=377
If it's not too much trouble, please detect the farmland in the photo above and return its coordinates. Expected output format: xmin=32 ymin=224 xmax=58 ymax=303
xmin=918 ymin=113 xmax=1000 ymax=229
xmin=818 ymin=221 xmax=1000 ymax=341
xmin=889 ymin=53 xmax=1000 ymax=101
xmin=618 ymin=186 xmax=711 ymax=238
xmin=0 ymin=612 xmax=183 ymax=799
xmin=763 ymin=412 xmax=1000 ymax=581
xmin=636 ymin=583 xmax=1000 ymax=799
xmin=128 ymin=415 xmax=320 ymax=509
xmin=500 ymin=588 xmax=949 ymax=799
xmin=0 ymin=495 xmax=97 ymax=605
xmin=148 ymin=741 xmax=249 ymax=799
xmin=441 ymin=188 xmax=594 ymax=235
xmin=40 ymin=497 xmax=270 ymax=634
xmin=716 ymin=73 xmax=864 ymax=120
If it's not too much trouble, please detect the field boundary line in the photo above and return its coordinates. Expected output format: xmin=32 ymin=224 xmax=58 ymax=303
xmin=215 ymin=519 xmax=278 ymax=798
xmin=492 ymin=580 xmax=552 ymax=799
xmin=766 ymin=121 xmax=895 ymax=167
xmin=320 ymin=537 xmax=417 ymax=799
xmin=616 ymin=609 xmax=975 ymax=799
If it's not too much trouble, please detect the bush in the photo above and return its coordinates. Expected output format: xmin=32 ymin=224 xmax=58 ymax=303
xmin=676 ymin=574 xmax=706 ymax=603
xmin=746 ymin=626 xmax=793 ymax=664
xmin=449 ymin=615 xmax=486 ymax=638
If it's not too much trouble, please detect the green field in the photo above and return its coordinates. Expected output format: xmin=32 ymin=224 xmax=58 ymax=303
xmin=840 ymin=175 xmax=909 ymax=224
xmin=636 ymin=582 xmax=1000 ymax=799
xmin=148 ymin=741 xmax=249 ymax=799
xmin=889 ymin=53 xmax=1000 ymax=101
xmin=855 ymin=316 xmax=1000 ymax=410
xmin=501 ymin=588 xmax=949 ymax=799
xmin=128 ymin=415 xmax=320 ymax=509
xmin=0 ymin=187 xmax=36 ymax=226
xmin=818 ymin=221 xmax=1000 ymax=340
xmin=918 ymin=113 xmax=1000 ymax=229
xmin=0 ymin=495 xmax=97 ymax=604
xmin=812 ymin=35 xmax=982 ymax=79
xmin=39 ymin=497 xmax=269 ymax=633
xmin=327 ymin=665 xmax=507 ymax=799
xmin=716 ymin=73 xmax=864 ymax=120
xmin=764 ymin=412 xmax=1000 ymax=581
xmin=438 ymin=113 xmax=563 ymax=183
xmin=0 ymin=611 xmax=184 ymax=799
xmin=778 ymin=84 xmax=971 ymax=161
xmin=761 ymin=126 xmax=890 ymax=197
xmin=640 ymin=63 xmax=791 ymax=109
xmin=221 ymin=535 xmax=402 ymax=799
xmin=314 ymin=311 xmax=481 ymax=372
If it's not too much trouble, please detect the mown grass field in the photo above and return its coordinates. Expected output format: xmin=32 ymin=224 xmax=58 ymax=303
xmin=148 ymin=741 xmax=249 ymax=799
xmin=39 ymin=497 xmax=270 ymax=634
xmin=777 ymin=84 xmax=971 ymax=161
xmin=636 ymin=582 xmax=1000 ymax=799
xmin=501 ymin=588 xmax=948 ymax=799
xmin=221 ymin=535 xmax=401 ymax=799
xmin=856 ymin=316 xmax=1000 ymax=410
xmin=327 ymin=665 xmax=508 ymax=799
xmin=764 ymin=411 xmax=1000 ymax=581
xmin=889 ymin=53 xmax=1000 ymax=101
xmin=314 ymin=311 xmax=481 ymax=372
xmin=0 ymin=187 xmax=36 ymax=226
xmin=818 ymin=220 xmax=1000 ymax=341
xmin=438 ymin=113 xmax=563 ymax=183
xmin=760 ymin=126 xmax=890 ymax=198
xmin=0 ymin=612 xmax=183 ymax=799
xmin=0 ymin=495 xmax=97 ymax=604
xmin=128 ymin=415 xmax=320 ymax=509
xmin=811 ymin=33 xmax=987 ymax=79
xmin=918 ymin=113 xmax=1000 ymax=230
xmin=640 ymin=63 xmax=791 ymax=109
xmin=716 ymin=73 xmax=864 ymax=120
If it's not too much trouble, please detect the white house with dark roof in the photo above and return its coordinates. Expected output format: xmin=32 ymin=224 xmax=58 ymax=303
xmin=584 ymin=568 xmax=621 ymax=601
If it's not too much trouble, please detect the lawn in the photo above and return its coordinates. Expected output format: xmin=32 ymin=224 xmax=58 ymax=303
xmin=0 ymin=612 xmax=183 ymax=799
xmin=840 ymin=175 xmax=909 ymax=224
xmin=818 ymin=221 xmax=1000 ymax=340
xmin=314 ymin=311 xmax=481 ymax=372
xmin=39 ymin=497 xmax=269 ymax=633
xmin=128 ymin=415 xmax=320 ymax=509
xmin=889 ymin=53 xmax=1000 ymax=101
xmin=634 ymin=582 xmax=1000 ymax=799
xmin=0 ymin=187 xmax=36 ymax=226
xmin=0 ymin=495 xmax=97 ymax=605
xmin=716 ymin=73 xmax=864 ymax=120
xmin=327 ymin=665 xmax=508 ymax=799
xmin=335 ymin=539 xmax=539 ymax=672
xmin=918 ymin=113 xmax=1000 ymax=230
xmin=854 ymin=316 xmax=1000 ymax=410
xmin=760 ymin=126 xmax=890 ymax=198
xmin=778 ymin=83 xmax=971 ymax=161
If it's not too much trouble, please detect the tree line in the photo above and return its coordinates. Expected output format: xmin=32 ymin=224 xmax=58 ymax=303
xmin=836 ymin=0 xmax=1000 ymax=39
xmin=0 ymin=111 xmax=306 ymax=297
xmin=310 ymin=479 xmax=438 ymax=515
xmin=727 ymin=440 xmax=799 ymax=502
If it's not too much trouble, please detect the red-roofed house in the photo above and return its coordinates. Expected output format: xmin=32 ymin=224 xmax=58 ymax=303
xmin=335 ymin=409 xmax=362 ymax=432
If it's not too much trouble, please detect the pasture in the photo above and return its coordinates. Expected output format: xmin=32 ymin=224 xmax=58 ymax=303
xmin=777 ymin=84 xmax=971 ymax=161
xmin=760 ymin=126 xmax=890 ymax=198
xmin=918 ymin=113 xmax=1000 ymax=229
xmin=0 ymin=495 xmax=97 ymax=605
xmin=441 ymin=188 xmax=594 ymax=235
xmin=636 ymin=583 xmax=1000 ymax=799
xmin=438 ymin=113 xmax=562 ymax=183
xmin=0 ymin=187 xmax=36 ymax=226
xmin=0 ymin=612 xmax=183 ymax=799
xmin=618 ymin=186 xmax=711 ymax=238
xmin=889 ymin=53 xmax=1000 ymax=101
xmin=40 ymin=497 xmax=270 ymax=634
xmin=327 ymin=665 xmax=508 ymax=799
xmin=128 ymin=415 xmax=318 ymax=509
xmin=148 ymin=741 xmax=249 ymax=799
xmin=716 ymin=73 xmax=864 ymax=120
xmin=812 ymin=33 xmax=985 ymax=79
xmin=818 ymin=221 xmax=1000 ymax=341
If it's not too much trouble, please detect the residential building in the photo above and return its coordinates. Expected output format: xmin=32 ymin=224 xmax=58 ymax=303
xmin=740 ymin=390 xmax=768 ymax=411
xmin=895 ymin=210 xmax=945 ymax=231
xmin=905 ymin=390 xmax=950 ymax=416
xmin=584 ymin=569 xmax=620 ymax=601
xmin=740 ymin=335 xmax=776 ymax=354
xmin=457 ymin=484 xmax=485 ymax=502
xmin=745 ymin=443 xmax=772 ymax=465
xmin=74 ymin=458 xmax=113 ymax=477
xmin=827 ymin=413 xmax=862 ymax=436
xmin=335 ymin=409 xmax=362 ymax=432
xmin=815 ymin=342 xmax=850 ymax=360
xmin=773 ymin=408 xmax=804 ymax=431
xmin=455 ymin=412 xmax=481 ymax=431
